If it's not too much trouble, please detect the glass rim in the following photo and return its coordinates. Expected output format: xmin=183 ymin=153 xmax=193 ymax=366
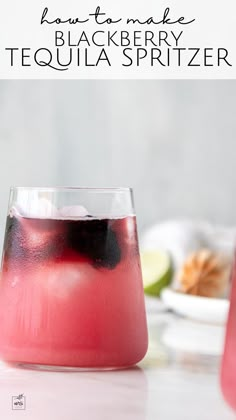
xmin=10 ymin=186 xmax=133 ymax=193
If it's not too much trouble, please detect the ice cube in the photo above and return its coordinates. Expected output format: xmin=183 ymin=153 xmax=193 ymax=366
xmin=59 ymin=205 xmax=89 ymax=219
xmin=9 ymin=206 xmax=25 ymax=218
xmin=36 ymin=198 xmax=59 ymax=219
xmin=42 ymin=262 xmax=94 ymax=298
xmin=23 ymin=220 xmax=59 ymax=251
xmin=10 ymin=216 xmax=66 ymax=261
xmin=10 ymin=194 xmax=59 ymax=219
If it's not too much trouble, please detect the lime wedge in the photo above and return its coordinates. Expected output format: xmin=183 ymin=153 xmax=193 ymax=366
xmin=141 ymin=251 xmax=172 ymax=296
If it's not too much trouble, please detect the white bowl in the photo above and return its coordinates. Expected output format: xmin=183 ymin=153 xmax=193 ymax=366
xmin=161 ymin=287 xmax=229 ymax=325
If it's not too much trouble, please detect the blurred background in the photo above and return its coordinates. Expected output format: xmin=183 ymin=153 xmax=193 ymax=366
xmin=1 ymin=81 xmax=236 ymax=414
xmin=0 ymin=80 xmax=235 ymax=244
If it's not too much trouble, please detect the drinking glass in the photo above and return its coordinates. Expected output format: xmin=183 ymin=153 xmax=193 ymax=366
xmin=221 ymin=257 xmax=236 ymax=410
xmin=0 ymin=187 xmax=148 ymax=370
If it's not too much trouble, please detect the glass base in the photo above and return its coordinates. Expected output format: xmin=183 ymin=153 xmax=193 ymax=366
xmin=8 ymin=361 xmax=133 ymax=372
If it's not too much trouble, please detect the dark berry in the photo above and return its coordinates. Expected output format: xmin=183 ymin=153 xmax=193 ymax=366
xmin=67 ymin=219 xmax=121 ymax=269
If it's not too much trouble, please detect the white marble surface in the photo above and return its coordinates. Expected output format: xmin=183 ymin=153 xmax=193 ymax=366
xmin=0 ymin=310 xmax=234 ymax=420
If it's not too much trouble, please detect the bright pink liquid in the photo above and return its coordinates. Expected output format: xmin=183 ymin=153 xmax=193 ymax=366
xmin=0 ymin=215 xmax=148 ymax=368
xmin=221 ymin=260 xmax=236 ymax=410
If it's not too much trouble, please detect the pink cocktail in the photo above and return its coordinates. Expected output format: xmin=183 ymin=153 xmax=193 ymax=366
xmin=221 ymin=259 xmax=236 ymax=410
xmin=0 ymin=187 xmax=148 ymax=370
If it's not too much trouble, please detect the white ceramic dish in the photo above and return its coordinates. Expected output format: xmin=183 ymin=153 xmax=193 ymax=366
xmin=161 ymin=287 xmax=229 ymax=325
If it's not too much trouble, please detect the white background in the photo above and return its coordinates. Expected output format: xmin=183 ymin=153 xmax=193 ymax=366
xmin=0 ymin=0 xmax=236 ymax=78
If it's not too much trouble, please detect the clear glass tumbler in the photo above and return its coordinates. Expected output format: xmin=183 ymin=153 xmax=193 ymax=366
xmin=221 ymin=258 xmax=236 ymax=410
xmin=0 ymin=187 xmax=148 ymax=370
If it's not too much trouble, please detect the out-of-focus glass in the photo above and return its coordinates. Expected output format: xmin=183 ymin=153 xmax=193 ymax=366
xmin=221 ymin=258 xmax=236 ymax=411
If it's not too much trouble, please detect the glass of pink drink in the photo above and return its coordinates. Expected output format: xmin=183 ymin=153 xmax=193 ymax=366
xmin=0 ymin=187 xmax=148 ymax=370
xmin=221 ymin=259 xmax=236 ymax=410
